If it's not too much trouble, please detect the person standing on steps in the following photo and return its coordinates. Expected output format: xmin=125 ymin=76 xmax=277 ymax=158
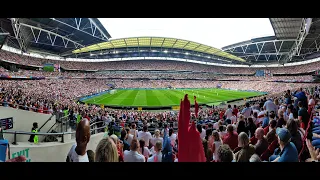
xmin=28 ymin=122 xmax=39 ymax=144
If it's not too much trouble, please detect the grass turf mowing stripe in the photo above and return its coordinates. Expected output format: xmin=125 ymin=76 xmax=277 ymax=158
xmin=93 ymin=89 xmax=128 ymax=104
xmin=153 ymin=90 xmax=177 ymax=106
xmin=132 ymin=90 xmax=148 ymax=106
xmin=146 ymin=90 xmax=163 ymax=107
xmin=81 ymin=88 xmax=263 ymax=107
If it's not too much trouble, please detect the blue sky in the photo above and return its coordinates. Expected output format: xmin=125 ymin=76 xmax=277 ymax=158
xmin=99 ymin=18 xmax=275 ymax=49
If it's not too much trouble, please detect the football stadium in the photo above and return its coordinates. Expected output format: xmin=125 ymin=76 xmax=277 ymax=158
xmin=0 ymin=18 xmax=320 ymax=163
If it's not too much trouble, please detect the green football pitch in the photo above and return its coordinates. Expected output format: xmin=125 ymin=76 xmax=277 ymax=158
xmin=81 ymin=88 xmax=265 ymax=108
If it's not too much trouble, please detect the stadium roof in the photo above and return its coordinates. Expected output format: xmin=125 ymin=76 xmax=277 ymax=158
xmin=0 ymin=18 xmax=111 ymax=55
xmin=269 ymin=18 xmax=303 ymax=39
xmin=223 ymin=18 xmax=320 ymax=64
xmin=71 ymin=37 xmax=245 ymax=62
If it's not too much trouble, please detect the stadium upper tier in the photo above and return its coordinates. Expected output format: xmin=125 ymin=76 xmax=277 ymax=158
xmin=0 ymin=50 xmax=320 ymax=75
xmin=70 ymin=36 xmax=246 ymax=63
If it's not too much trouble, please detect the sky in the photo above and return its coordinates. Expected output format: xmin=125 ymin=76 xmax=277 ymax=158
xmin=99 ymin=18 xmax=275 ymax=49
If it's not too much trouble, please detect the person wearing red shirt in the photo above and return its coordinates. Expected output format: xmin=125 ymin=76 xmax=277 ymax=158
xmin=233 ymin=105 xmax=239 ymax=117
xmin=223 ymin=124 xmax=239 ymax=150
xmin=219 ymin=110 xmax=225 ymax=120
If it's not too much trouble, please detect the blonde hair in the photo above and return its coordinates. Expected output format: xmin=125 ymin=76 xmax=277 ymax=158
xmin=212 ymin=130 xmax=221 ymax=141
xmin=238 ymin=132 xmax=249 ymax=148
xmin=110 ymin=134 xmax=118 ymax=144
xmin=95 ymin=137 xmax=119 ymax=162
xmin=154 ymin=129 xmax=160 ymax=138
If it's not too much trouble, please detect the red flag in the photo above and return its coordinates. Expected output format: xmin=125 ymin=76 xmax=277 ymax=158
xmin=178 ymin=94 xmax=206 ymax=162
xmin=194 ymin=96 xmax=199 ymax=118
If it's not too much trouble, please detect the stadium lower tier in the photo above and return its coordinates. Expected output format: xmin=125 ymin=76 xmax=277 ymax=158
xmin=80 ymin=88 xmax=265 ymax=109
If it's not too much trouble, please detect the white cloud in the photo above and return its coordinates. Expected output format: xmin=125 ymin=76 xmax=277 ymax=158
xmin=99 ymin=18 xmax=274 ymax=49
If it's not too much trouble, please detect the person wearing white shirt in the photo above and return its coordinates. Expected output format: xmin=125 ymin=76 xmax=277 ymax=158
xmin=67 ymin=144 xmax=89 ymax=162
xmin=66 ymin=119 xmax=90 ymax=162
xmin=263 ymin=99 xmax=277 ymax=113
xmin=169 ymin=128 xmax=177 ymax=146
xmin=150 ymin=129 xmax=163 ymax=147
xmin=138 ymin=125 xmax=152 ymax=147
xmin=230 ymin=112 xmax=237 ymax=125
xmin=125 ymin=127 xmax=134 ymax=145
xmin=148 ymin=141 xmax=163 ymax=162
xmin=287 ymin=104 xmax=295 ymax=120
xmin=139 ymin=139 xmax=151 ymax=159
xmin=124 ymin=139 xmax=145 ymax=162
xmin=224 ymin=105 xmax=233 ymax=119
xmin=129 ymin=123 xmax=138 ymax=138
xmin=241 ymin=102 xmax=252 ymax=119
xmin=197 ymin=124 xmax=206 ymax=140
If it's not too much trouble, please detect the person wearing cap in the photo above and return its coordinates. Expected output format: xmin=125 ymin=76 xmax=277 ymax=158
xmin=270 ymin=127 xmax=298 ymax=162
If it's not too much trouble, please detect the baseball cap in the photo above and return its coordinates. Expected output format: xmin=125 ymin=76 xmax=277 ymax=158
xmin=276 ymin=128 xmax=291 ymax=143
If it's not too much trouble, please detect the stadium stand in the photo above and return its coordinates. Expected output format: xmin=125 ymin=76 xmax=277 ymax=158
xmin=1 ymin=18 xmax=320 ymax=163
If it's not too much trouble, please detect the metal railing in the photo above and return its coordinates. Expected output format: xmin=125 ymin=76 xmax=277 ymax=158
xmin=2 ymin=121 xmax=108 ymax=145
xmin=38 ymin=114 xmax=55 ymax=132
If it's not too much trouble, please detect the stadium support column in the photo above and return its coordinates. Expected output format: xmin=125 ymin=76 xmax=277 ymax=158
xmin=10 ymin=18 xmax=27 ymax=53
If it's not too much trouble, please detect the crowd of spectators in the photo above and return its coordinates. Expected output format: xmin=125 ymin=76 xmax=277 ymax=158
xmin=45 ymin=87 xmax=320 ymax=162
xmin=1 ymin=50 xmax=320 ymax=75
xmin=1 ymin=49 xmax=320 ymax=162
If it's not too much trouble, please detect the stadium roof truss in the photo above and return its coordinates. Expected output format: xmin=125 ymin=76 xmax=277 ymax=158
xmin=71 ymin=37 xmax=246 ymax=62
xmin=1 ymin=18 xmax=111 ymax=55
xmin=223 ymin=18 xmax=320 ymax=64
xmin=222 ymin=38 xmax=297 ymax=62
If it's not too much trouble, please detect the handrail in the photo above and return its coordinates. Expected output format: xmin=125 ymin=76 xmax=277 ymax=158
xmin=2 ymin=122 xmax=108 ymax=144
xmin=46 ymin=122 xmax=58 ymax=133
xmin=38 ymin=114 xmax=55 ymax=132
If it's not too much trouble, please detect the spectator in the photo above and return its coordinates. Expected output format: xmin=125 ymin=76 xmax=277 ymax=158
xmin=246 ymin=117 xmax=257 ymax=138
xmin=95 ymin=137 xmax=119 ymax=162
xmin=216 ymin=144 xmax=234 ymax=162
xmin=86 ymin=150 xmax=95 ymax=162
xmin=261 ymin=111 xmax=270 ymax=128
xmin=197 ymin=124 xmax=206 ymax=140
xmin=66 ymin=119 xmax=90 ymax=162
xmin=241 ymin=102 xmax=252 ymax=119
xmin=138 ymin=125 xmax=152 ymax=147
xmin=254 ymin=128 xmax=268 ymax=156
xmin=139 ymin=139 xmax=150 ymax=159
xmin=233 ymin=105 xmax=239 ymax=118
xmin=211 ymin=130 xmax=222 ymax=161
xmin=286 ymin=119 xmax=303 ymax=153
xmin=298 ymin=101 xmax=309 ymax=130
xmin=249 ymin=154 xmax=262 ymax=162
xmin=225 ymin=104 xmax=233 ymax=120
xmin=276 ymin=111 xmax=286 ymax=128
xmin=125 ymin=127 xmax=133 ymax=145
xmin=124 ymin=138 xmax=145 ymax=162
xmin=120 ymin=129 xmax=130 ymax=151
xmin=223 ymin=124 xmax=238 ymax=151
xmin=270 ymin=128 xmax=298 ymax=162
xmin=147 ymin=141 xmax=162 ymax=162
xmin=28 ymin=122 xmax=39 ymax=143
xmin=150 ymin=129 xmax=163 ymax=147
xmin=237 ymin=120 xmax=247 ymax=135
xmin=169 ymin=128 xmax=177 ymax=147
xmin=266 ymin=120 xmax=277 ymax=144
xmin=234 ymin=132 xmax=255 ymax=162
